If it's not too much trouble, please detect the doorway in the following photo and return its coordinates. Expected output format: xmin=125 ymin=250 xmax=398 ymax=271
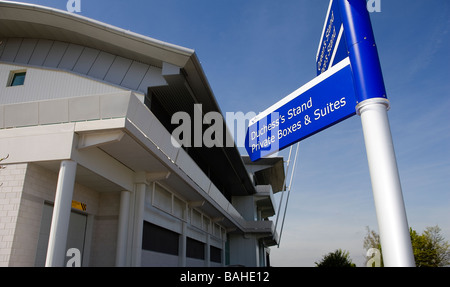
xmin=35 ymin=203 xmax=88 ymax=267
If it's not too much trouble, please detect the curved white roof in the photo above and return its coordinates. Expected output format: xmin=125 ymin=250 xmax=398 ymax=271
xmin=0 ymin=1 xmax=194 ymax=68
xmin=0 ymin=1 xmax=261 ymax=197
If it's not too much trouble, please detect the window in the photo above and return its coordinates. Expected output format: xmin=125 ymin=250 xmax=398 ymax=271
xmin=153 ymin=183 xmax=172 ymax=213
xmin=203 ymin=216 xmax=211 ymax=233
xmin=191 ymin=209 xmax=202 ymax=228
xmin=152 ymin=183 xmax=187 ymax=220
xmin=142 ymin=221 xmax=179 ymax=256
xmin=213 ymin=224 xmax=223 ymax=239
xmin=173 ymin=196 xmax=187 ymax=219
xmin=8 ymin=70 xmax=26 ymax=87
xmin=186 ymin=237 xmax=205 ymax=260
xmin=210 ymin=246 xmax=222 ymax=263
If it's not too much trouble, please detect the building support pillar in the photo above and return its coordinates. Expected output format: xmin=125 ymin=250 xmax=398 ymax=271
xmin=131 ymin=181 xmax=146 ymax=267
xmin=179 ymin=222 xmax=187 ymax=267
xmin=129 ymin=171 xmax=170 ymax=267
xmin=222 ymin=239 xmax=226 ymax=267
xmin=115 ymin=190 xmax=131 ymax=267
xmin=205 ymin=234 xmax=211 ymax=267
xmin=45 ymin=160 xmax=77 ymax=267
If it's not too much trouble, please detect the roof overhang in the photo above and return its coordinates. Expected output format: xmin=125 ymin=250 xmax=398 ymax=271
xmin=243 ymin=156 xmax=286 ymax=194
xmin=0 ymin=1 xmax=255 ymax=196
xmin=0 ymin=1 xmax=193 ymax=68
xmin=0 ymin=92 xmax=253 ymax=231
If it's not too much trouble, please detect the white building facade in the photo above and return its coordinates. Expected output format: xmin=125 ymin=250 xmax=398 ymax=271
xmin=0 ymin=2 xmax=284 ymax=267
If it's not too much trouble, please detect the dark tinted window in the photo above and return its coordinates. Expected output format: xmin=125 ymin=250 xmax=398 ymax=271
xmin=142 ymin=221 xmax=179 ymax=256
xmin=10 ymin=72 xmax=26 ymax=86
xmin=210 ymin=246 xmax=222 ymax=263
xmin=186 ymin=237 xmax=205 ymax=260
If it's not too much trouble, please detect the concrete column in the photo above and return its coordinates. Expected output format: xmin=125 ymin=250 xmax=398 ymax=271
xmin=205 ymin=234 xmax=211 ymax=267
xmin=45 ymin=160 xmax=77 ymax=267
xmin=179 ymin=222 xmax=187 ymax=267
xmin=115 ymin=190 xmax=131 ymax=267
xmin=131 ymin=181 xmax=146 ymax=267
xmin=125 ymin=189 xmax=135 ymax=266
xmin=222 ymin=239 xmax=226 ymax=267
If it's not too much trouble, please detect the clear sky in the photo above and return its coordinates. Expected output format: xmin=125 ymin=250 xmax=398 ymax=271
xmin=10 ymin=0 xmax=450 ymax=266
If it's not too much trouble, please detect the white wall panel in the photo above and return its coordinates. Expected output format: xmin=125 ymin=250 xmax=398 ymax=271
xmin=58 ymin=43 xmax=83 ymax=70
xmin=0 ymin=38 xmax=5 ymax=58
xmin=39 ymin=99 xmax=69 ymax=124
xmin=4 ymin=102 xmax=39 ymax=128
xmin=0 ymin=64 xmax=126 ymax=105
xmin=104 ymin=56 xmax=132 ymax=85
xmin=141 ymin=250 xmax=179 ymax=267
xmin=15 ymin=39 xmax=37 ymax=64
xmin=1 ymin=38 xmax=166 ymax=95
xmin=1 ymin=38 xmax=22 ymax=62
xmin=175 ymin=150 xmax=211 ymax=193
xmin=88 ymin=51 xmax=115 ymax=80
xmin=99 ymin=92 xmax=131 ymax=119
xmin=29 ymin=39 xmax=53 ymax=66
xmin=69 ymin=96 xmax=100 ymax=122
xmin=43 ymin=41 xmax=68 ymax=68
xmin=73 ymin=47 xmax=99 ymax=75
xmin=0 ymin=124 xmax=75 ymax=164
xmin=0 ymin=64 xmax=11 ymax=88
xmin=138 ymin=65 xmax=167 ymax=92
xmin=121 ymin=61 xmax=147 ymax=90
xmin=186 ymin=258 xmax=204 ymax=267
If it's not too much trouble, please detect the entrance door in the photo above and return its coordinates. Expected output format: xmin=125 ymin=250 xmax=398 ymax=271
xmin=35 ymin=203 xmax=88 ymax=266
xmin=64 ymin=211 xmax=88 ymax=266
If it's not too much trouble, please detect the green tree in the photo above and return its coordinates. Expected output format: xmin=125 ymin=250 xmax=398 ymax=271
xmin=363 ymin=226 xmax=384 ymax=267
xmin=411 ymin=226 xmax=450 ymax=267
xmin=315 ymin=249 xmax=356 ymax=267
xmin=364 ymin=225 xmax=450 ymax=267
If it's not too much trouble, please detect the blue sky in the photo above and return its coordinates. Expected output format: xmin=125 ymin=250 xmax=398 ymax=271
xmin=11 ymin=0 xmax=450 ymax=266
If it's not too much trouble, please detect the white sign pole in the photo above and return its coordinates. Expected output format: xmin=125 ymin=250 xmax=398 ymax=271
xmin=338 ymin=0 xmax=415 ymax=266
xmin=357 ymin=99 xmax=415 ymax=266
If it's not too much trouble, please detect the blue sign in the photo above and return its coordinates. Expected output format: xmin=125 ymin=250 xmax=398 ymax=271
xmin=245 ymin=58 xmax=357 ymax=161
xmin=316 ymin=0 xmax=348 ymax=75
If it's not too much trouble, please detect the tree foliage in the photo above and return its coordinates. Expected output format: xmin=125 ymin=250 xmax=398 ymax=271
xmin=411 ymin=226 xmax=450 ymax=267
xmin=315 ymin=249 xmax=356 ymax=267
xmin=363 ymin=226 xmax=384 ymax=267
xmin=364 ymin=225 xmax=450 ymax=267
